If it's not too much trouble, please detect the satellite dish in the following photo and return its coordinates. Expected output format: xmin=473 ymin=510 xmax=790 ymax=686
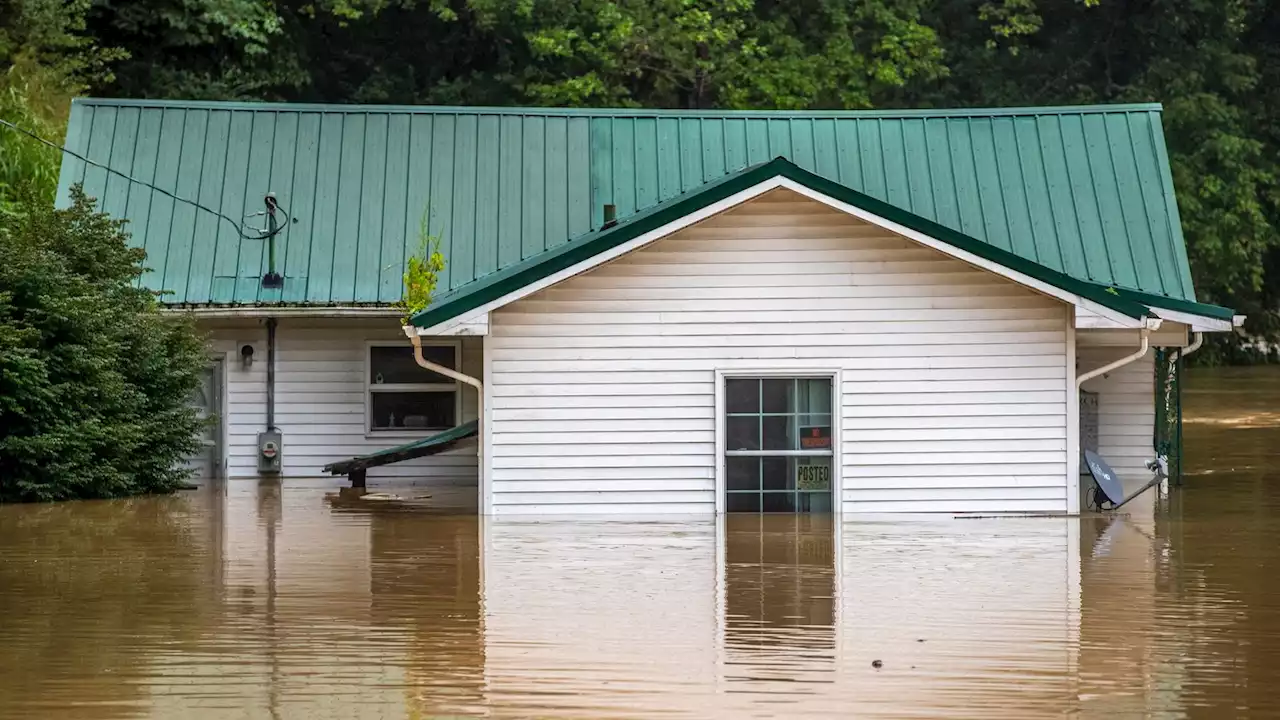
xmin=1084 ymin=449 xmax=1167 ymax=511
xmin=1084 ymin=449 xmax=1125 ymax=506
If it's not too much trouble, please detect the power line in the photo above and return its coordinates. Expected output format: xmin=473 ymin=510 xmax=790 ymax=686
xmin=1 ymin=117 xmax=287 ymax=240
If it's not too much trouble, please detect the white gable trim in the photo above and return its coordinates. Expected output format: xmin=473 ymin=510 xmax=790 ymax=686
xmin=417 ymin=177 xmax=789 ymax=334
xmin=414 ymin=176 xmax=1150 ymax=335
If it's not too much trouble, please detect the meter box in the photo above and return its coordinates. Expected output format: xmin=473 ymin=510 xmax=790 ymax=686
xmin=257 ymin=430 xmax=282 ymax=474
xmin=1080 ymin=390 xmax=1099 ymax=473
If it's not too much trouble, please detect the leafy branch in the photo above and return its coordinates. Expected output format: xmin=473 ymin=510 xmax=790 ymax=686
xmin=398 ymin=213 xmax=446 ymax=325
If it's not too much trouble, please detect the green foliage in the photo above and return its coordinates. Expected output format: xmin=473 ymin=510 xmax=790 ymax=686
xmin=399 ymin=215 xmax=446 ymax=325
xmin=0 ymin=187 xmax=210 ymax=502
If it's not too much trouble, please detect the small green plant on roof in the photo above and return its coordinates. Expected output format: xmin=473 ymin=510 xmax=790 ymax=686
xmin=399 ymin=214 xmax=447 ymax=325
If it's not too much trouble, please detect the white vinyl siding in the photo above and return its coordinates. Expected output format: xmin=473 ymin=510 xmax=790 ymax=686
xmin=204 ymin=320 xmax=480 ymax=482
xmin=1078 ymin=336 xmax=1156 ymax=504
xmin=488 ymin=189 xmax=1070 ymax=515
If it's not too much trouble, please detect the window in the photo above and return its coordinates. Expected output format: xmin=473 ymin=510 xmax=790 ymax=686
xmin=367 ymin=343 xmax=459 ymax=433
xmin=724 ymin=377 xmax=834 ymax=513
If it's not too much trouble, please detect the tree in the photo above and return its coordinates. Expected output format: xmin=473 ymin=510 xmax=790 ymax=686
xmin=0 ymin=187 xmax=210 ymax=502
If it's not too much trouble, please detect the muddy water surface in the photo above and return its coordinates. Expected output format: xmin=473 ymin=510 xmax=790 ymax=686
xmin=1 ymin=368 xmax=1279 ymax=718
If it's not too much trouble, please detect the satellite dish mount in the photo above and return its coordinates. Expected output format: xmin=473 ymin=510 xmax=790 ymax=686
xmin=1084 ymin=449 xmax=1168 ymax=511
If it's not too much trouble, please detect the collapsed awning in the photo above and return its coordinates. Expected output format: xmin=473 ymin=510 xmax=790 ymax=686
xmin=322 ymin=419 xmax=479 ymax=477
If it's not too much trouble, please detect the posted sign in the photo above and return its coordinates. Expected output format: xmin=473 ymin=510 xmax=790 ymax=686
xmin=796 ymin=463 xmax=830 ymax=490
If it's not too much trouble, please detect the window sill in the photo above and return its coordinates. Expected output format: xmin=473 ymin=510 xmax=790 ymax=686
xmin=366 ymin=428 xmax=453 ymax=440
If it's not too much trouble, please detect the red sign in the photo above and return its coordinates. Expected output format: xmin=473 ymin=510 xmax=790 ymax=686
xmin=799 ymin=426 xmax=831 ymax=450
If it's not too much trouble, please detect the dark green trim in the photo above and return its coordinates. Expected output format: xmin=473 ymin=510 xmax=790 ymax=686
xmin=74 ymin=96 xmax=1164 ymax=119
xmin=322 ymin=419 xmax=479 ymax=475
xmin=1104 ymin=286 xmax=1235 ymax=321
xmin=411 ymin=157 xmax=1154 ymax=328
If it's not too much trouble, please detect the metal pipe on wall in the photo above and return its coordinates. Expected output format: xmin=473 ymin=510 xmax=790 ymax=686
xmin=266 ymin=317 xmax=277 ymax=430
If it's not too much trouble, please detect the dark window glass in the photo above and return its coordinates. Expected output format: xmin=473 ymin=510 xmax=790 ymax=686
xmin=761 ymin=492 xmax=797 ymax=513
xmin=762 ymin=456 xmax=790 ymax=490
xmin=370 ymin=345 xmax=456 ymax=385
xmin=727 ymin=457 xmax=760 ymax=491
xmin=726 ymin=416 xmax=760 ymax=451
xmin=761 ymin=379 xmax=793 ymax=413
xmin=726 ymin=379 xmax=759 ymax=414
xmin=798 ymin=492 xmax=834 ymax=513
xmin=762 ymin=415 xmax=792 ymax=451
xmin=726 ymin=493 xmax=761 ymax=512
xmin=370 ymin=391 xmax=455 ymax=430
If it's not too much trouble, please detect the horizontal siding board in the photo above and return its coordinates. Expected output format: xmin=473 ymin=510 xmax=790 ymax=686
xmin=489 ymin=190 xmax=1069 ymax=514
xmin=843 ymin=499 xmax=1064 ymax=514
xmin=208 ymin=321 xmax=481 ymax=481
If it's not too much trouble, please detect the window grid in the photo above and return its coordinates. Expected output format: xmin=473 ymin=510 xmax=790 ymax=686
xmin=724 ymin=377 xmax=834 ymax=514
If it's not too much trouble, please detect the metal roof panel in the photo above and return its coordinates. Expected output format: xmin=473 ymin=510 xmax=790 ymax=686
xmin=56 ymin=100 xmax=1197 ymax=305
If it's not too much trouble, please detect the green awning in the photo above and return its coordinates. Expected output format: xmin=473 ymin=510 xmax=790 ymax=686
xmin=322 ymin=419 xmax=478 ymax=476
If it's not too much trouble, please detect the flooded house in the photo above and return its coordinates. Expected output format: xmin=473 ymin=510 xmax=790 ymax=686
xmin=56 ymin=99 xmax=1239 ymax=515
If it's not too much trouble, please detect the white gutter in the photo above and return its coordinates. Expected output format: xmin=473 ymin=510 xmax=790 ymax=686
xmin=402 ymin=324 xmax=484 ymax=462
xmin=1077 ymin=329 xmax=1151 ymax=389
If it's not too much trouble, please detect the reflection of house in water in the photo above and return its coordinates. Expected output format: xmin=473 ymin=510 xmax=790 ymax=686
xmin=480 ymin=519 xmax=720 ymax=717
xmin=367 ymin=513 xmax=483 ymax=716
xmin=722 ymin=514 xmax=837 ymax=692
xmin=479 ymin=516 xmax=1091 ymax=718
xmin=1077 ymin=514 xmax=1189 ymax=718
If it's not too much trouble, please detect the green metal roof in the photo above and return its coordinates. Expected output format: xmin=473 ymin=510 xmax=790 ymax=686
xmin=411 ymin=158 xmax=1157 ymax=327
xmin=56 ymin=98 xmax=1197 ymax=306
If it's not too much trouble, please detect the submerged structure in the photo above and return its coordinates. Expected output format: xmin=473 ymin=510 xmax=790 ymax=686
xmin=57 ymin=99 xmax=1238 ymax=514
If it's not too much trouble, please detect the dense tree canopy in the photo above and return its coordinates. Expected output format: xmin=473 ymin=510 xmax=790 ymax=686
xmin=2 ymin=0 xmax=1278 ymax=357
xmin=0 ymin=189 xmax=209 ymax=502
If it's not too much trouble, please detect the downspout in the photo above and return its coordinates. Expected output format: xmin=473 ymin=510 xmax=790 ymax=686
xmin=266 ymin=317 xmax=277 ymax=431
xmin=1074 ymin=327 xmax=1151 ymax=508
xmin=1170 ymin=331 xmax=1204 ymax=363
xmin=1076 ymin=328 xmax=1151 ymax=389
xmin=402 ymin=325 xmax=484 ymax=455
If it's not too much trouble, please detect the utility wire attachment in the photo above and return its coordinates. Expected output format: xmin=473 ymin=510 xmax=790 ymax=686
xmin=1 ymin=117 xmax=286 ymax=241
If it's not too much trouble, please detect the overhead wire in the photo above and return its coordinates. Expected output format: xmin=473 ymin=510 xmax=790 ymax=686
xmin=1 ymin=117 xmax=287 ymax=240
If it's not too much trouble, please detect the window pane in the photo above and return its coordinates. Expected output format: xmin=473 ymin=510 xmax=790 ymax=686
xmin=797 ymin=378 xmax=832 ymax=414
xmin=761 ymin=379 xmax=793 ymax=414
xmin=726 ymin=493 xmax=761 ymax=513
xmin=762 ymin=415 xmax=792 ymax=450
xmin=727 ymin=457 xmax=760 ymax=491
xmin=799 ymin=492 xmax=833 ymax=513
xmin=370 ymin=345 xmax=456 ymax=385
xmin=370 ymin=391 xmax=456 ymax=430
xmin=726 ymin=416 xmax=760 ymax=451
xmin=726 ymin=379 xmax=759 ymax=414
xmin=761 ymin=492 xmax=796 ymax=513
xmin=762 ymin=456 xmax=790 ymax=490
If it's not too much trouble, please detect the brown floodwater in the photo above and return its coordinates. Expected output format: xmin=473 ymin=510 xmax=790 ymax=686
xmin=1 ymin=367 xmax=1279 ymax=719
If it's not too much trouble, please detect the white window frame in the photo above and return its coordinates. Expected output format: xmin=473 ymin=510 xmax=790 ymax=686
xmin=365 ymin=340 xmax=462 ymax=437
xmin=714 ymin=368 xmax=843 ymax=515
